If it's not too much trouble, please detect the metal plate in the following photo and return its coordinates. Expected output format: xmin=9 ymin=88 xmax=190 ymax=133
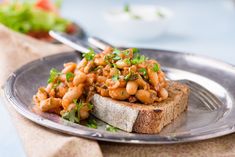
xmin=4 ymin=49 xmax=235 ymax=144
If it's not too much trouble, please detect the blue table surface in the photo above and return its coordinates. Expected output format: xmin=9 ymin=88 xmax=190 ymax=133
xmin=0 ymin=0 xmax=234 ymax=156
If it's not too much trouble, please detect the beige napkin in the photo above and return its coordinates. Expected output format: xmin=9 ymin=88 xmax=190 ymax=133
xmin=0 ymin=25 xmax=102 ymax=157
xmin=1 ymin=24 xmax=235 ymax=157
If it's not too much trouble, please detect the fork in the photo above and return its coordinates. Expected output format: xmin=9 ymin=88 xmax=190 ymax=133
xmin=49 ymin=30 xmax=222 ymax=111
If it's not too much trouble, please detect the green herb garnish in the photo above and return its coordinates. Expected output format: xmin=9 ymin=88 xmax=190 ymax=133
xmin=87 ymin=103 xmax=94 ymax=110
xmin=132 ymin=48 xmax=140 ymax=54
xmin=82 ymin=48 xmax=95 ymax=61
xmin=152 ymin=63 xmax=160 ymax=72
xmin=124 ymin=72 xmax=138 ymax=81
xmin=112 ymin=74 xmax=119 ymax=81
xmin=47 ymin=68 xmax=60 ymax=83
xmin=124 ymin=4 xmax=129 ymax=12
xmin=124 ymin=58 xmax=131 ymax=65
xmin=52 ymin=80 xmax=61 ymax=89
xmin=123 ymin=50 xmax=129 ymax=56
xmin=86 ymin=118 xmax=98 ymax=129
xmin=62 ymin=99 xmax=83 ymax=123
xmin=106 ymin=125 xmax=118 ymax=132
xmin=62 ymin=109 xmax=79 ymax=123
xmin=113 ymin=48 xmax=121 ymax=55
xmin=139 ymin=68 xmax=147 ymax=76
xmin=113 ymin=55 xmax=121 ymax=61
xmin=66 ymin=72 xmax=75 ymax=82
xmin=131 ymin=54 xmax=147 ymax=65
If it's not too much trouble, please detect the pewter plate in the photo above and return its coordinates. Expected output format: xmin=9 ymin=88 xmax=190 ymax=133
xmin=4 ymin=49 xmax=235 ymax=144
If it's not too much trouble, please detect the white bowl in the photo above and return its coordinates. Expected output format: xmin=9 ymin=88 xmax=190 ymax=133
xmin=104 ymin=5 xmax=173 ymax=41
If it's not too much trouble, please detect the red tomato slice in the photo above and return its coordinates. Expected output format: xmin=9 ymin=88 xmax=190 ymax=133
xmin=35 ymin=0 xmax=58 ymax=13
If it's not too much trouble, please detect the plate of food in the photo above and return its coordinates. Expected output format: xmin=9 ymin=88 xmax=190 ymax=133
xmin=4 ymin=46 xmax=235 ymax=144
xmin=0 ymin=0 xmax=84 ymax=41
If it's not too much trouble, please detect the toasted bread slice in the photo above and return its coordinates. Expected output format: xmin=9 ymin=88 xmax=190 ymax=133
xmin=91 ymin=81 xmax=190 ymax=134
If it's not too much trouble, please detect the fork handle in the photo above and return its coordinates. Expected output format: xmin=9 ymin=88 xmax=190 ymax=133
xmin=88 ymin=37 xmax=113 ymax=50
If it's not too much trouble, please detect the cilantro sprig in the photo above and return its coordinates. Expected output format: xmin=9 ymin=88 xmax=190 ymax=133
xmin=124 ymin=72 xmax=138 ymax=81
xmin=82 ymin=48 xmax=95 ymax=61
xmin=112 ymin=74 xmax=119 ymax=81
xmin=106 ymin=125 xmax=118 ymax=132
xmin=62 ymin=99 xmax=83 ymax=123
xmin=131 ymin=54 xmax=147 ymax=65
xmin=47 ymin=68 xmax=61 ymax=83
xmin=139 ymin=68 xmax=147 ymax=76
xmin=86 ymin=118 xmax=98 ymax=129
xmin=66 ymin=72 xmax=74 ymax=82
xmin=152 ymin=63 xmax=160 ymax=72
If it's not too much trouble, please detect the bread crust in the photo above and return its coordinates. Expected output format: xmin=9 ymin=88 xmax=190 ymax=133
xmin=133 ymin=81 xmax=190 ymax=133
xmin=91 ymin=81 xmax=190 ymax=134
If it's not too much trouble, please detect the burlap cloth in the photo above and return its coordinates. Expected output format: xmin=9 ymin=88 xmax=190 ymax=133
xmin=0 ymin=24 xmax=235 ymax=157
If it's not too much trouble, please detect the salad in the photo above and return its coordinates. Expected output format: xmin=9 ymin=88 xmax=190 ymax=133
xmin=0 ymin=0 xmax=76 ymax=40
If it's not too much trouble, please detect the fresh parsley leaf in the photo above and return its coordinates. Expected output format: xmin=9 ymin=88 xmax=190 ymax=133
xmin=124 ymin=4 xmax=129 ymax=12
xmin=113 ymin=48 xmax=121 ymax=55
xmin=47 ymin=68 xmax=60 ymax=83
xmin=113 ymin=55 xmax=121 ymax=61
xmin=132 ymin=48 xmax=140 ymax=54
xmin=86 ymin=118 xmax=97 ymax=129
xmin=124 ymin=58 xmax=131 ymax=65
xmin=52 ymin=80 xmax=61 ymax=89
xmin=152 ymin=63 xmax=160 ymax=72
xmin=131 ymin=54 xmax=146 ymax=65
xmin=66 ymin=72 xmax=75 ymax=82
xmin=139 ymin=68 xmax=147 ymax=76
xmin=112 ymin=63 xmax=118 ymax=68
xmin=82 ymin=48 xmax=95 ymax=61
xmin=123 ymin=50 xmax=129 ymax=56
xmin=62 ymin=99 xmax=85 ymax=124
xmin=87 ymin=103 xmax=94 ymax=110
xmin=124 ymin=72 xmax=138 ymax=81
xmin=62 ymin=109 xmax=79 ymax=123
xmin=112 ymin=74 xmax=119 ymax=81
xmin=106 ymin=125 xmax=118 ymax=132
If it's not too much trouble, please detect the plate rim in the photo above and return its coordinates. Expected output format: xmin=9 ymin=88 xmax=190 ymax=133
xmin=4 ymin=48 xmax=235 ymax=144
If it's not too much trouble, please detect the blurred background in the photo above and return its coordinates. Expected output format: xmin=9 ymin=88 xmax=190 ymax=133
xmin=0 ymin=0 xmax=235 ymax=156
xmin=60 ymin=0 xmax=235 ymax=64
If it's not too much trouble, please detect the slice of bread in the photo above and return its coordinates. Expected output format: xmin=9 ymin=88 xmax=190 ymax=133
xmin=91 ymin=81 xmax=190 ymax=134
